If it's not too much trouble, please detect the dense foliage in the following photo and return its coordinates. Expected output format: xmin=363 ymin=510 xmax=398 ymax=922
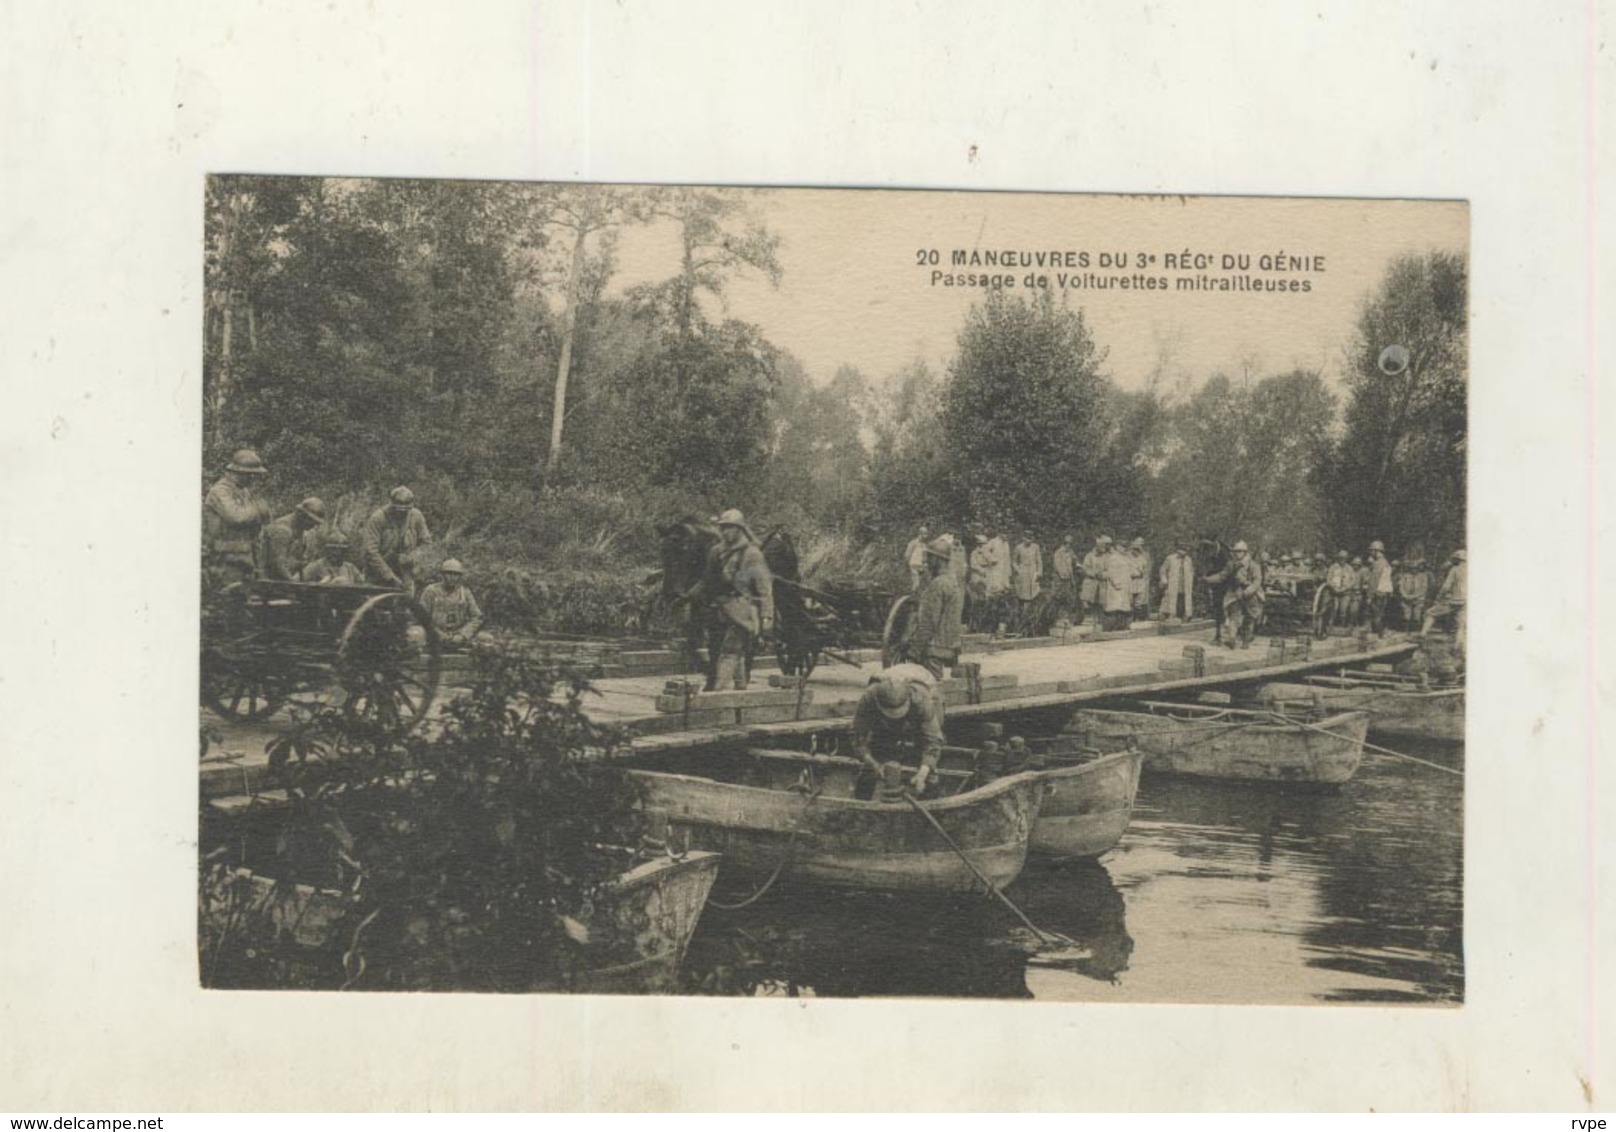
xmin=199 ymin=647 xmax=642 ymax=991
xmin=204 ymin=177 xmax=1468 ymax=615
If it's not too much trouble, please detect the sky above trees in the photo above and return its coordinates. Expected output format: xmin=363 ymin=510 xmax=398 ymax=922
xmin=604 ymin=190 xmax=1470 ymax=393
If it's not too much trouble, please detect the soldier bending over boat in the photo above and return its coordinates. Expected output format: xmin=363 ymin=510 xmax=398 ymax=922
xmin=851 ymin=663 xmax=945 ymax=800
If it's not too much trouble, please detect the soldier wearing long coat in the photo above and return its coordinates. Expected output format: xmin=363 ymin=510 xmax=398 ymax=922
xmin=1080 ymin=536 xmax=1110 ymax=626
xmin=1159 ymin=543 xmax=1195 ymax=620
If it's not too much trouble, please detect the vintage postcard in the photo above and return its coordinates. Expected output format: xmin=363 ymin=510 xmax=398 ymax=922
xmin=197 ymin=179 xmax=1468 ymax=1007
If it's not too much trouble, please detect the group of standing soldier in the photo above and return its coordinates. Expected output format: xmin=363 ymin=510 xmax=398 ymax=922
xmin=201 ymin=448 xmax=483 ymax=645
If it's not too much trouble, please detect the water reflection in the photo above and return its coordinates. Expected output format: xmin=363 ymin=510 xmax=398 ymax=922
xmin=677 ymin=740 xmax=1463 ymax=1005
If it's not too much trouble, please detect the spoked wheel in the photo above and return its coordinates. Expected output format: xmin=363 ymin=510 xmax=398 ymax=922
xmin=201 ymin=645 xmax=291 ymax=722
xmin=335 ymin=592 xmax=442 ymax=732
xmin=1310 ymin=585 xmax=1328 ymax=639
xmin=881 ymin=594 xmax=916 ymax=669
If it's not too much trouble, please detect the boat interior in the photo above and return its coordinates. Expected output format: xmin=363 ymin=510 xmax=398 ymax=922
xmin=623 ymin=738 xmax=1107 ymax=800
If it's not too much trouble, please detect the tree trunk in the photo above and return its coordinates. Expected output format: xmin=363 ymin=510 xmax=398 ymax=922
xmin=546 ymin=197 xmax=594 ymax=475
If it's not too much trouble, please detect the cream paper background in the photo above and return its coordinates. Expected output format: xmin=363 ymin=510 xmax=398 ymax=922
xmin=2 ymin=0 xmax=1610 ymax=1112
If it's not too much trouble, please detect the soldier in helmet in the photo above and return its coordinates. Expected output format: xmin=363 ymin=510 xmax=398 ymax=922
xmin=902 ymin=536 xmax=965 ymax=679
xmin=300 ymin=531 xmax=363 ymax=586
xmin=1366 ymin=539 xmax=1395 ymax=636
xmin=851 ymin=663 xmax=946 ymax=799
xmin=1222 ymin=540 xmax=1264 ymax=649
xmin=261 ymin=496 xmax=326 ymax=581
xmin=419 ymin=558 xmax=484 ymax=646
xmin=684 ymin=508 xmax=774 ymax=691
xmin=202 ymin=448 xmax=272 ymax=588
xmin=359 ymin=485 xmax=433 ymax=594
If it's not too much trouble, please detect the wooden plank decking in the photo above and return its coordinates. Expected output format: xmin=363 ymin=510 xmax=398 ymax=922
xmin=199 ymin=622 xmax=1419 ymax=806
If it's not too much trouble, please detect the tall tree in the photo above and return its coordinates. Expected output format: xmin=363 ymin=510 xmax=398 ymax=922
xmin=640 ymin=187 xmax=782 ymax=348
xmin=940 ymin=290 xmax=1125 ymax=535
xmin=1145 ymin=369 xmax=1335 ymax=551
xmin=535 ymin=185 xmax=650 ymax=474
xmin=1319 ymin=251 xmax=1468 ymax=553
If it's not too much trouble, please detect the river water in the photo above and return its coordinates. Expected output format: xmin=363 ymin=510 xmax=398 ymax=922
xmin=676 ymin=738 xmax=1464 ymax=1005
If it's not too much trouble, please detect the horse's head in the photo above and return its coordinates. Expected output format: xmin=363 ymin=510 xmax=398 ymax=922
xmin=658 ymin=516 xmax=719 ymax=596
xmin=758 ymin=526 xmax=800 ymax=583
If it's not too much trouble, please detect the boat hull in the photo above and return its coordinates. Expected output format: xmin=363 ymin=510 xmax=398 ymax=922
xmin=1259 ymin=681 xmax=1464 ymax=742
xmin=1030 ymin=751 xmax=1144 ymax=860
xmin=577 ymin=850 xmax=721 ymax=994
xmin=628 ymin=766 xmax=1045 ymax=894
xmin=1068 ymin=707 xmax=1370 ymax=784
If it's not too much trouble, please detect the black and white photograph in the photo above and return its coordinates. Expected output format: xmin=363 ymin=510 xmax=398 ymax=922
xmin=197 ymin=180 xmax=1469 ymax=1004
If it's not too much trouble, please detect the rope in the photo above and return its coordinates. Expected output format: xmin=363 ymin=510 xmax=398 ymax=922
xmin=705 ymin=827 xmax=802 ymax=910
xmin=1281 ymin=718 xmax=1464 ymax=777
xmin=706 ymin=787 xmax=817 ymax=910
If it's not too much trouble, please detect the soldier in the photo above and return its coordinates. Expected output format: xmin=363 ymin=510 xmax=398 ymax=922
xmin=300 ymin=531 xmax=363 ymax=586
xmin=1128 ymin=537 xmax=1152 ymax=618
xmin=1050 ymin=535 xmax=1077 ymax=622
xmin=359 ymin=486 xmax=433 ymax=594
xmin=1101 ymin=536 xmax=1135 ymax=630
xmin=260 ymin=496 xmax=326 ymax=581
xmin=1346 ymin=555 xmax=1367 ymax=626
xmin=903 ymin=524 xmax=930 ymax=592
xmin=419 ymin=558 xmax=484 ymax=646
xmin=903 ymin=537 xmax=964 ymax=679
xmin=202 ymin=448 xmax=272 ymax=588
xmin=1080 ymin=535 xmax=1109 ymax=628
xmin=1365 ymin=540 xmax=1395 ymax=636
xmin=1397 ymin=551 xmax=1432 ymax=629
xmin=1011 ymin=531 xmax=1043 ymax=633
xmin=1222 ymin=540 xmax=1264 ymax=649
xmin=1159 ymin=540 xmax=1195 ymax=621
xmin=1321 ymin=550 xmax=1355 ymax=637
xmin=851 ymin=663 xmax=946 ymax=800
xmin=686 ymin=509 xmax=774 ymax=691
xmin=1421 ymin=549 xmax=1467 ymax=649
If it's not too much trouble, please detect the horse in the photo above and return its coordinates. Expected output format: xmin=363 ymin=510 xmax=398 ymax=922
xmin=1197 ymin=535 xmax=1232 ymax=644
xmin=653 ymin=516 xmax=721 ymax=679
xmin=654 ymin=518 xmax=807 ymax=687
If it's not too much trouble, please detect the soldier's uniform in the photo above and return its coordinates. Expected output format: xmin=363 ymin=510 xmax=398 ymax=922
xmin=360 ymin=487 xmax=433 ymax=594
xmin=202 ymin=450 xmax=271 ymax=588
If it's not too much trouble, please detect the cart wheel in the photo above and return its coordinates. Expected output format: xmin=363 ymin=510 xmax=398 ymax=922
xmin=335 ymin=592 xmax=442 ymax=732
xmin=881 ymin=594 xmax=916 ymax=668
xmin=201 ymin=646 xmax=289 ymax=722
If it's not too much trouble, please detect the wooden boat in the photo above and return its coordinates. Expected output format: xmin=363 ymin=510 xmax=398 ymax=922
xmin=1257 ymin=672 xmax=1464 ymax=742
xmin=1026 ymin=749 xmax=1144 ymax=859
xmin=571 ymin=848 xmax=722 ymax=994
xmin=1065 ymin=701 xmax=1371 ymax=785
xmin=200 ymin=849 xmax=721 ymax=993
xmin=937 ymin=744 xmax=1144 ymax=861
xmin=625 ymin=748 xmax=1046 ymax=893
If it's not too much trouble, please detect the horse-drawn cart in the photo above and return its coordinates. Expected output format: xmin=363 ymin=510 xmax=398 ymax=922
xmin=201 ymin=579 xmax=442 ymax=730
xmin=771 ymin=576 xmax=909 ymax=677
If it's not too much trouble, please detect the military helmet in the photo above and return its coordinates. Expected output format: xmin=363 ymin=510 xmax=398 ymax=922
xmin=323 ymin=531 xmax=350 ymax=550
xmin=1369 ymin=539 xmax=1386 ymax=552
xmin=226 ymin=448 xmax=268 ymax=475
xmin=924 ymin=536 xmax=953 ymax=561
xmin=440 ymin=558 xmax=466 ymax=574
xmin=873 ymin=674 xmax=913 ymax=720
xmin=389 ymin=486 xmax=416 ymax=509
xmin=1232 ymin=540 xmax=1249 ymax=552
xmin=296 ymin=496 xmax=326 ymax=522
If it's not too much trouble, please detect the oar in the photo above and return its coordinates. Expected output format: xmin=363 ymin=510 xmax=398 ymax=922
xmin=899 ymin=788 xmax=1085 ymax=955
